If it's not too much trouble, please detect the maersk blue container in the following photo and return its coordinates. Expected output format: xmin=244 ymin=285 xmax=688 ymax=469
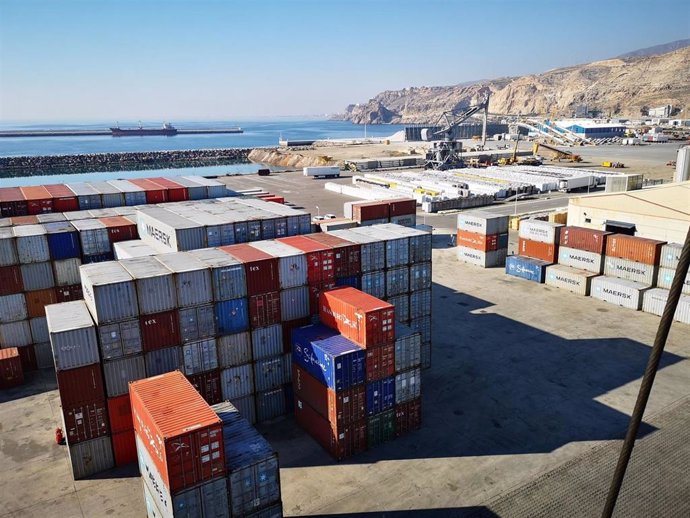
xmin=81 ymin=252 xmax=115 ymax=264
xmin=505 ymin=255 xmax=550 ymax=283
xmin=366 ymin=377 xmax=395 ymax=416
xmin=335 ymin=275 xmax=361 ymax=290
xmin=215 ymin=298 xmax=249 ymax=335
xmin=291 ymin=324 xmax=366 ymax=392
xmin=44 ymin=222 xmax=81 ymax=260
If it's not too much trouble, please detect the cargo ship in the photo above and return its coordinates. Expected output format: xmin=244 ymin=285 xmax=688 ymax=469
xmin=110 ymin=122 xmax=178 ymax=137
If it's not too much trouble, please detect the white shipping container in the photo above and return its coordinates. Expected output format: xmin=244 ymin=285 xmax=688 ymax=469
xmin=80 ymin=262 xmax=139 ymax=324
xmin=107 ymin=179 xmax=147 ymax=206
xmin=120 ymin=257 xmax=177 ymax=315
xmin=590 ymin=276 xmax=650 ymax=310
xmin=456 ymin=246 xmax=507 ymax=268
xmin=518 ymin=220 xmax=563 ymax=244
xmin=113 ymin=240 xmax=159 ymax=259
xmin=0 ymin=228 xmax=17 ymax=266
xmin=155 ymin=252 xmax=213 ymax=307
xmin=218 ymin=332 xmax=252 ymax=368
xmin=358 ymin=227 xmax=409 ymax=268
xmin=395 ymin=325 xmax=422 ymax=372
xmin=303 ymin=166 xmax=340 ymax=178
xmin=0 ymin=320 xmax=32 ymax=347
xmin=182 ymin=176 xmax=227 ymax=198
xmin=545 ymin=264 xmax=599 ymax=296
xmin=14 ymin=225 xmax=50 ymax=263
xmin=137 ymin=208 xmax=206 ymax=252
xmin=0 ymin=293 xmax=27 ymax=323
xmin=604 ymin=256 xmax=658 ymax=286
xmin=34 ymin=341 xmax=54 ymax=369
xmin=98 ymin=319 xmax=143 ymax=359
xmin=388 ymin=294 xmax=410 ymax=322
xmin=659 ymin=243 xmax=683 ymax=270
xmin=395 ymin=367 xmax=421 ymax=404
xmin=167 ymin=176 xmax=207 ymax=200
xmin=457 ymin=211 xmax=509 ymax=236
xmin=221 ymin=364 xmax=255 ymax=400
xmin=280 ymin=286 xmax=310 ymax=321
xmin=250 ymin=241 xmax=308 ymax=289
xmin=178 ymin=304 xmax=216 ymax=343
xmin=251 ymin=324 xmax=283 ymax=361
xmin=182 ymin=338 xmax=219 ymax=375
xmin=71 ymin=219 xmax=111 ymax=256
xmin=385 ymin=267 xmax=410 ymax=297
xmin=641 ymin=288 xmax=690 ymax=324
xmin=558 ymin=246 xmax=604 ymax=274
xmin=67 ymin=183 xmax=102 ymax=210
xmin=656 ymin=267 xmax=690 ymax=294
xmin=21 ymin=261 xmax=55 ymax=291
xmin=67 ymin=436 xmax=114 ymax=480
xmin=46 ymin=300 xmax=100 ymax=371
xmin=361 ymin=271 xmax=386 ymax=299
xmin=30 ymin=316 xmax=49 ymax=343
xmin=103 ymin=354 xmax=146 ymax=397
xmin=53 ymin=258 xmax=82 ymax=286
xmin=87 ymin=181 xmax=125 ymax=208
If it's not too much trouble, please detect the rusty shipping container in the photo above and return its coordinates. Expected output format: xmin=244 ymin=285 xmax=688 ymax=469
xmin=351 ymin=200 xmax=390 ymax=223
xmin=62 ymin=400 xmax=110 ymax=445
xmin=605 ymin=234 xmax=666 ymax=265
xmin=518 ymin=238 xmax=558 ymax=263
xmin=559 ymin=226 xmax=611 ymax=254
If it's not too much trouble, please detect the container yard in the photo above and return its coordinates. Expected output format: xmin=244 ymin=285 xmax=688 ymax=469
xmin=1 ymin=170 xmax=689 ymax=517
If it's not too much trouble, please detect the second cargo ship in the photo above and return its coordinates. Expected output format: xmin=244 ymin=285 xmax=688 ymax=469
xmin=110 ymin=122 xmax=178 ymax=137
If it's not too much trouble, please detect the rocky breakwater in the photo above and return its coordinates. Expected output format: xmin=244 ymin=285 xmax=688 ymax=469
xmin=248 ymin=147 xmax=337 ymax=169
xmin=0 ymin=148 xmax=252 ymax=177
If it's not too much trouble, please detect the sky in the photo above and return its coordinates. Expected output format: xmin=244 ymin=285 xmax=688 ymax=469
xmin=1 ymin=0 xmax=688 ymax=123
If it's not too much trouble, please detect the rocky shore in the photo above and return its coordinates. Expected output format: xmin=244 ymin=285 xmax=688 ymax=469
xmin=248 ymin=148 xmax=337 ymax=169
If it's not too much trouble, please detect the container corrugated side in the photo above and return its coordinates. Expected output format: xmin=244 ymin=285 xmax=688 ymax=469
xmin=215 ymin=298 xmax=249 ymax=335
xmin=559 ymin=226 xmax=611 ymax=254
xmin=182 ymin=339 xmax=218 ymax=375
xmin=13 ymin=225 xmax=50 ymax=263
xmin=410 ymin=315 xmax=431 ymax=344
xmin=250 ymin=241 xmax=308 ymax=289
xmin=103 ymin=354 xmax=146 ymax=397
xmin=590 ymin=276 xmax=650 ymax=310
xmin=255 ymin=387 xmax=287 ymax=423
xmin=388 ymin=294 xmax=410 ymax=322
xmin=253 ymin=355 xmax=288 ymax=392
xmin=545 ymin=264 xmax=599 ymax=296
xmin=137 ymin=209 xmax=206 ymax=253
xmin=379 ymin=224 xmax=433 ymax=263
xmin=328 ymin=229 xmax=385 ymax=273
xmin=53 ymin=258 xmax=82 ymax=286
xmin=30 ymin=316 xmax=49 ymax=343
xmin=186 ymin=369 xmax=223 ymax=406
xmin=604 ymin=256 xmax=658 ymax=286
xmin=394 ymin=325 xmax=421 ymax=372
xmin=80 ymin=262 xmax=139 ymax=324
xmin=34 ymin=341 xmax=54 ymax=369
xmin=67 ymin=436 xmax=115 ymax=479
xmin=188 ymin=248 xmax=247 ymax=301
xmin=605 ymin=234 xmax=665 ymax=265
xmin=660 ymin=243 xmax=683 ymax=269
xmin=385 ymin=267 xmax=409 ymax=297
xmin=409 ymin=289 xmax=432 ymax=320
xmin=0 ymin=293 xmax=27 ymax=323
xmin=456 ymin=246 xmax=506 ymax=268
xmin=361 ymin=271 xmax=386 ymax=299
xmin=220 ymin=364 xmax=254 ymax=400
xmin=457 ymin=211 xmax=509 ymax=235
xmin=518 ymin=220 xmax=563 ymax=244
xmin=657 ymin=267 xmax=690 ymax=294
xmin=21 ymin=261 xmax=55 ymax=291
xmin=558 ymin=246 xmax=604 ymax=274
xmin=366 ymin=376 xmax=395 ymax=415
xmin=155 ymin=252 xmax=213 ymax=307
xmin=218 ymin=332 xmax=252 ymax=368
xmin=409 ymin=262 xmax=432 ymax=291
xmin=72 ymin=219 xmax=111 ymax=256
xmin=641 ymin=288 xmax=690 ymax=324
xmin=251 ymin=324 xmax=283 ymax=361
xmin=144 ymin=346 xmax=183 ymax=377
xmin=178 ymin=304 xmax=216 ymax=343
xmin=46 ymin=300 xmax=100 ymax=371
xmin=280 ymin=286 xmax=310 ymax=322
xmin=505 ymin=255 xmax=549 ymax=283
xmin=98 ymin=319 xmax=143 ymax=360
xmin=121 ymin=257 xmax=178 ymax=315
xmin=0 ymin=228 xmax=17 ymax=266
xmin=229 ymin=394 xmax=257 ymax=425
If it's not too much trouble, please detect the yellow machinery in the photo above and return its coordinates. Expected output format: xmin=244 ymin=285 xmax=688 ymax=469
xmin=532 ymin=142 xmax=582 ymax=162
xmin=498 ymin=138 xmax=520 ymax=166
xmin=602 ymin=161 xmax=625 ymax=168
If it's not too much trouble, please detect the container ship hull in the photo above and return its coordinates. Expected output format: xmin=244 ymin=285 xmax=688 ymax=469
xmin=110 ymin=128 xmax=178 ymax=137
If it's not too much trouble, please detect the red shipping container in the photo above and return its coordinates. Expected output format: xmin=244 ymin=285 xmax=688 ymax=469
xmin=108 ymin=394 xmax=133 ymax=433
xmin=295 ymin=397 xmax=367 ymax=461
xmin=352 ymin=201 xmax=389 ymax=223
xmin=0 ymin=347 xmax=24 ymax=388
xmin=56 ymin=364 xmax=105 ymax=407
xmin=305 ymin=233 xmax=361 ymax=278
xmin=62 ymin=400 xmax=110 ymax=445
xmin=0 ymin=187 xmax=28 ymax=217
xmin=25 ymin=288 xmax=58 ymax=318
xmin=129 ymin=371 xmax=226 ymax=494
xmin=293 ymin=364 xmax=366 ymax=428
xmin=220 ymin=244 xmax=280 ymax=295
xmin=365 ymin=343 xmax=395 ymax=382
xmin=140 ymin=310 xmax=180 ymax=352
xmin=559 ymin=226 xmax=612 ymax=254
xmin=264 ymin=196 xmax=284 ymax=204
xmin=456 ymin=230 xmax=501 ymax=252
xmin=395 ymin=398 xmax=422 ymax=436
xmin=281 ymin=317 xmax=312 ymax=353
xmin=112 ymin=429 xmax=137 ymax=467
xmin=148 ymin=177 xmax=189 ymax=202
xmin=606 ymin=234 xmax=666 ymax=265
xmin=99 ymin=216 xmax=138 ymax=243
xmin=518 ymin=238 xmax=558 ymax=263
xmin=388 ymin=198 xmax=416 ymax=217
xmin=309 ymin=281 xmax=336 ymax=317
xmin=44 ymin=184 xmax=79 ymax=212
xmin=20 ymin=186 xmax=53 ymax=215
xmin=16 ymin=345 xmax=37 ymax=372
xmin=10 ymin=215 xmax=39 ymax=225
xmin=249 ymin=291 xmax=281 ymax=329
xmin=128 ymin=178 xmax=168 ymax=204
xmin=186 ymin=369 xmax=222 ymax=406
xmin=278 ymin=235 xmax=335 ymax=284
xmin=320 ymin=287 xmax=395 ymax=348
xmin=55 ymin=283 xmax=83 ymax=303
xmin=0 ymin=266 xmax=23 ymax=296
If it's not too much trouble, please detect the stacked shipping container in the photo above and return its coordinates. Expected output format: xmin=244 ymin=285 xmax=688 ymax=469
xmin=456 ymin=211 xmax=509 ymax=268
xmin=641 ymin=243 xmax=690 ymax=324
xmin=344 ymin=198 xmax=417 ymax=227
xmin=506 ymin=220 xmax=563 ymax=283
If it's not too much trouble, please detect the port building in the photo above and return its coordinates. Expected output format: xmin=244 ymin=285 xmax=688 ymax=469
xmin=554 ymin=119 xmax=626 ymax=139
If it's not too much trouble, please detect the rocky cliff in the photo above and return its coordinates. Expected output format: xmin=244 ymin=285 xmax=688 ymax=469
xmin=338 ymin=46 xmax=690 ymax=124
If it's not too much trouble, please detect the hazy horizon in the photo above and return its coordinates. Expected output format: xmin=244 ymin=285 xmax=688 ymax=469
xmin=1 ymin=0 xmax=689 ymax=123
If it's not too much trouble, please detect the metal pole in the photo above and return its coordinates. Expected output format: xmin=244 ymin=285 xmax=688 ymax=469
xmin=601 ymin=226 xmax=690 ymax=518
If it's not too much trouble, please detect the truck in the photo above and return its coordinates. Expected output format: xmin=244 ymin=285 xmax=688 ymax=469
xmin=303 ymin=166 xmax=340 ymax=178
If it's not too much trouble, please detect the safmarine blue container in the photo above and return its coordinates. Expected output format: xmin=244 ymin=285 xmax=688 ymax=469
xmin=44 ymin=222 xmax=81 ymax=260
xmin=366 ymin=377 xmax=395 ymax=416
xmin=505 ymin=255 xmax=550 ymax=283
xmin=335 ymin=275 xmax=361 ymax=290
xmin=215 ymin=298 xmax=249 ymax=335
xmin=291 ymin=324 xmax=365 ymax=392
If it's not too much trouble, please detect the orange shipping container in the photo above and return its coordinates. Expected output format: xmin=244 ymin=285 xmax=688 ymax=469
xmin=518 ymin=238 xmax=558 ymax=263
xmin=25 ymin=288 xmax=58 ymax=318
xmin=605 ymin=234 xmax=666 ymax=265
xmin=456 ymin=230 xmax=502 ymax=252
xmin=129 ymin=371 xmax=225 ymax=495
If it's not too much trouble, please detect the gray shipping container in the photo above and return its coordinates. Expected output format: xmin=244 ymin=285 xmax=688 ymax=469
xmin=188 ymin=248 xmax=247 ymax=301
xmin=396 ymin=367 xmax=421 ymax=404
xmin=98 ymin=319 xmax=143 ymax=359
xmin=409 ymin=289 xmax=431 ymax=320
xmin=67 ymin=183 xmax=102 ymax=210
xmin=558 ymin=246 xmax=604 ymax=274
xmin=350 ymin=226 xmax=410 ymax=268
xmin=409 ymin=262 xmax=432 ymax=291
xmin=361 ymin=271 xmax=386 ymax=299
xmin=229 ymin=394 xmax=257 ymax=425
xmin=218 ymin=332 xmax=252 ymax=368
xmin=545 ymin=264 xmax=599 ymax=296
xmin=253 ymin=355 xmax=287 ymax=392
xmin=395 ymin=324 xmax=422 ymax=372
xmin=30 ymin=316 xmax=49 ymax=343
xmin=329 ymin=229 xmax=385 ymax=272
xmin=456 ymin=211 xmax=509 ymax=236
xmin=0 ymin=293 xmax=27 ymax=323
xmin=0 ymin=228 xmax=17 ymax=266
xmin=657 ymin=267 xmax=690 ymax=294
xmin=0 ymin=321 xmax=32 ymax=347
xmin=67 ymin=436 xmax=114 ymax=480
xmin=21 ymin=261 xmax=55 ymax=291
xmin=379 ymin=224 xmax=433 ymax=263
xmin=390 ymin=214 xmax=416 ymax=227
xmin=386 ymin=267 xmax=409 ymax=297
xmin=221 ymin=364 xmax=254 ymax=400
xmin=388 ymin=294 xmax=410 ymax=323
xmin=72 ymin=219 xmax=111 ymax=256
xmin=81 ymin=262 xmax=139 ymax=324
xmin=53 ymin=258 xmax=82 ymax=286
xmin=46 ymin=300 xmax=100 ymax=371
xmin=36 ymin=213 xmax=67 ymax=223
xmin=121 ymin=257 xmax=177 ymax=315
xmin=250 ymin=241 xmax=308 ymax=289
xmin=590 ymin=276 xmax=650 ymax=310
xmin=456 ymin=246 xmax=507 ymax=268
xmin=410 ymin=315 xmax=432 ymax=344
xmin=14 ymin=225 xmax=50 ymax=263
xmin=107 ymin=179 xmax=147 ymax=206
xmin=251 ymin=325 xmax=283 ymax=361
xmin=103 ymin=354 xmax=146 ymax=397
xmin=86 ymin=181 xmax=125 ymax=208
xmin=168 ymin=176 xmax=207 ymax=200
xmin=660 ymin=243 xmax=683 ymax=270
xmin=182 ymin=176 xmax=227 ymax=198
xmin=256 ymin=387 xmax=287 ymax=423
xmin=642 ymin=288 xmax=690 ymax=324
xmin=280 ymin=286 xmax=310 ymax=321
xmin=144 ymin=346 xmax=183 ymax=377
xmin=34 ymin=341 xmax=54 ymax=369
xmin=137 ymin=208 xmax=206 ymax=252
xmin=178 ymin=304 xmax=216 ymax=343
xmin=604 ymin=256 xmax=658 ymax=286
xmin=182 ymin=338 xmax=219 ymax=375
xmin=155 ymin=252 xmax=213 ymax=307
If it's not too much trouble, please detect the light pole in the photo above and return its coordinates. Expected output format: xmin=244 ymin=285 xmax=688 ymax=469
xmin=316 ymin=205 xmax=320 ymax=218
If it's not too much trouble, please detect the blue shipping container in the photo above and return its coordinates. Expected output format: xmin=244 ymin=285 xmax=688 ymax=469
xmin=335 ymin=275 xmax=361 ymax=290
xmin=366 ymin=377 xmax=395 ymax=416
xmin=291 ymin=324 xmax=366 ymax=392
xmin=505 ymin=255 xmax=550 ymax=283
xmin=215 ymin=298 xmax=249 ymax=335
xmin=44 ymin=222 xmax=81 ymax=260
xmin=81 ymin=252 xmax=115 ymax=264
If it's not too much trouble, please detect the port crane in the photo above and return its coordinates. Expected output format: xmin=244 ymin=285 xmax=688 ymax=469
xmin=423 ymin=93 xmax=490 ymax=170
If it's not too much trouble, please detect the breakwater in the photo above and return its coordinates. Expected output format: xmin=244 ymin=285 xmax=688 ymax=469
xmin=0 ymin=148 xmax=252 ymax=177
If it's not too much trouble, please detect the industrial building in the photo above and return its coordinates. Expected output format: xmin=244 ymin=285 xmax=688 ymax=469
xmin=554 ymin=119 xmax=626 ymax=139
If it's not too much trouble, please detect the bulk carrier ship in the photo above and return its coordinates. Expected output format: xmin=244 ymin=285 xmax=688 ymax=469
xmin=110 ymin=122 xmax=178 ymax=136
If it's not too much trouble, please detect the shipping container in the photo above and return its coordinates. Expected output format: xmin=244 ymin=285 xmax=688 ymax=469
xmin=215 ymin=298 xmax=249 ymax=335
xmin=186 ymin=368 xmax=223 ymax=406
xmin=182 ymin=339 xmax=218 ymax=376
xmin=82 ymin=251 xmax=115 ymax=264
xmin=14 ymin=224 xmax=50 ymax=263
xmin=395 ymin=367 xmax=421 ymax=404
xmin=72 ymin=219 xmax=111 ymax=256
xmin=217 ymin=332 xmax=252 ymax=368
xmin=137 ymin=208 xmax=206 ymax=252
xmin=253 ymin=355 xmax=288 ymax=392
xmin=56 ymin=363 xmax=106 ymax=407
xmin=34 ymin=341 xmax=54 ymax=369
xmin=221 ymin=244 xmax=280 ymax=296
xmin=130 ymin=371 xmax=225 ymax=493
xmin=229 ymin=394 xmax=257 ymax=425
xmin=365 ymin=343 xmax=395 ymax=382
xmin=604 ymin=256 xmax=659 ymax=285
xmin=107 ymin=179 xmax=148 ymax=206
xmin=81 ymin=261 xmax=139 ymax=324
xmin=251 ymin=324 xmax=283 ymax=361
xmin=518 ymin=238 xmax=558 ymax=263
xmin=409 ymin=289 xmax=432 ymax=320
xmin=0 ymin=347 xmax=24 ymax=388
xmin=188 ymin=248 xmax=247 ymax=301
xmin=304 ymin=233 xmax=361 ymax=278
xmin=388 ymin=294 xmax=410 ymax=323
xmin=53 ymin=257 xmax=81 ymax=286
xmin=545 ymin=264 xmax=599 ymax=296
xmin=385 ymin=267 xmax=409 ymax=297
xmin=121 ymin=257 xmax=177 ymax=315
xmin=100 ymin=216 xmax=138 ymax=243
xmin=16 ymin=343 xmax=37 ymax=370
xmin=68 ymin=183 xmax=103 ymax=210
xmin=291 ymin=324 xmax=365 ymax=392
xmin=0 ymin=228 xmax=17 ymax=266
xmin=107 ymin=393 xmax=133 ymax=434
xmin=249 ymin=292 xmax=281 ymax=329
xmin=456 ymin=230 xmax=507 ymax=252
xmin=0 ymin=187 xmax=27 ymax=217
xmin=366 ymin=377 xmax=395 ymax=416
xmin=660 ymin=243 xmax=683 ymax=270
xmin=361 ymin=271 xmax=386 ymax=299
xmin=46 ymin=300 xmax=100 ymax=371
xmin=55 ymin=283 xmax=83 ymax=303
xmin=410 ymin=315 xmax=432 ymax=345
xmin=86 ymin=181 xmax=126 ymax=208
xmin=329 ymin=229 xmax=385 ymax=273
xmin=30 ymin=316 xmax=49 ymax=343
xmin=456 ymin=246 xmax=507 ymax=268
xmin=367 ymin=409 xmax=395 ymax=448
xmin=558 ymin=226 xmax=611 ymax=254
xmin=351 ymin=226 xmax=410 ymax=268
xmin=394 ymin=325 xmax=421 ymax=372
xmin=62 ymin=400 xmax=110 ymax=445
xmin=44 ymin=184 xmax=79 ymax=212
xmin=155 ymin=252 xmax=213 ymax=308
xmin=320 ymin=287 xmax=395 ymax=348
xmin=44 ymin=223 xmax=80 ymax=263
xmin=140 ymin=310 xmax=181 ymax=352
xmin=220 ymin=364 xmax=254 ymax=400
xmin=36 ymin=213 xmax=66 ymax=223
xmin=128 ymin=178 xmax=169 ymax=204
xmin=160 ymin=176 xmax=205 ymax=200
xmin=112 ymin=430 xmax=137 ymax=467
xmin=20 ymin=185 xmax=53 ymax=215
xmin=656 ymin=267 xmax=690 ymax=294
xmin=67 ymin=436 xmax=114 ymax=479
xmin=255 ymin=386 xmax=288 ymax=422
xmin=21 ymin=261 xmax=55 ymax=291
xmin=144 ymin=346 xmax=183 ymax=377
xmin=606 ymin=234 xmax=666 ymax=265
xmin=558 ymin=246 xmax=604 ymax=274
xmin=0 ymin=319 xmax=32 ymax=347
xmin=182 ymin=176 xmax=227 ymax=198
xmin=177 ymin=304 xmax=215 ymax=344
xmin=395 ymin=398 xmax=422 ymax=436
xmin=277 ymin=236 xmax=335 ymax=284
xmin=590 ymin=276 xmax=650 ymax=310
xmin=457 ymin=211 xmax=509 ymax=236
xmin=98 ymin=319 xmax=143 ymax=360
xmin=280 ymin=316 xmax=312 ymax=354
xmin=0 ymin=265 xmax=23 ymax=295
xmin=148 ymin=177 xmax=190 ymax=202
xmin=279 ymin=286 xmax=310 ymax=322
xmin=505 ymin=255 xmax=550 ymax=283
xmin=518 ymin=220 xmax=563 ymax=244
xmin=250 ymin=241 xmax=308 ymax=289
xmin=114 ymin=240 xmax=160 ymax=260
xmin=0 ymin=293 xmax=27 ymax=323
xmin=642 ymin=288 xmax=690 ymax=324
xmin=103 ymin=355 xmax=146 ymax=398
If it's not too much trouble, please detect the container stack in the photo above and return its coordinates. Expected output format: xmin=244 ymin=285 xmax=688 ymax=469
xmin=0 ymin=347 xmax=24 ymax=388
xmin=545 ymin=226 xmax=610 ymax=295
xmin=456 ymin=210 xmax=509 ymax=268
xmin=642 ymin=242 xmax=690 ymax=324
xmin=45 ymin=300 xmax=116 ymax=478
xmin=506 ymin=219 xmax=563 ymax=283
xmin=591 ymin=234 xmax=665 ymax=310
xmin=344 ymin=198 xmax=417 ymax=227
